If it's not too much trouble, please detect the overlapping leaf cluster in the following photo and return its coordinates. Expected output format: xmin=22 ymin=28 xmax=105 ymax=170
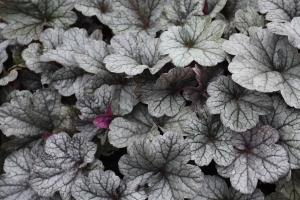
xmin=0 ymin=0 xmax=299 ymax=199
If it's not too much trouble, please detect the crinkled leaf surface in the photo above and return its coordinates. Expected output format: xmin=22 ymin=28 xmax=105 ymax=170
xmin=192 ymin=175 xmax=264 ymax=200
xmin=108 ymin=104 xmax=160 ymax=148
xmin=183 ymin=106 xmax=235 ymax=166
xmin=22 ymin=43 xmax=60 ymax=74
xmin=217 ymin=125 xmax=290 ymax=194
xmin=0 ymin=89 xmax=74 ymax=138
xmin=276 ymin=169 xmax=300 ymax=200
xmin=138 ymin=67 xmax=195 ymax=117
xmin=107 ymin=0 xmax=166 ymax=36
xmin=74 ymin=0 xmax=115 ymax=24
xmin=76 ymin=84 xmax=113 ymax=142
xmin=0 ymin=148 xmax=41 ymax=200
xmin=39 ymin=27 xmax=65 ymax=51
xmin=234 ymin=6 xmax=264 ymax=34
xmin=160 ymin=0 xmax=205 ymax=29
xmin=72 ymin=169 xmax=147 ymax=200
xmin=258 ymin=0 xmax=300 ymax=22
xmin=260 ymin=96 xmax=300 ymax=169
xmin=50 ymin=66 xmax=90 ymax=97
xmin=223 ymin=27 xmax=300 ymax=109
xmin=206 ymin=76 xmax=272 ymax=132
xmin=74 ymin=40 xmax=112 ymax=74
xmin=267 ymin=17 xmax=300 ymax=49
xmin=0 ymin=0 xmax=76 ymax=45
xmin=159 ymin=16 xmax=226 ymax=67
xmin=40 ymin=28 xmax=92 ymax=67
xmin=29 ymin=132 xmax=98 ymax=199
xmin=104 ymin=33 xmax=171 ymax=75
xmin=119 ymin=131 xmax=204 ymax=200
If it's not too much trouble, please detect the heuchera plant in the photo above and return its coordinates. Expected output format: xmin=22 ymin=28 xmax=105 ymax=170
xmin=0 ymin=0 xmax=300 ymax=199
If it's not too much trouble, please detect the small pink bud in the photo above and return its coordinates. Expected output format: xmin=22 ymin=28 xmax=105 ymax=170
xmin=93 ymin=104 xmax=113 ymax=129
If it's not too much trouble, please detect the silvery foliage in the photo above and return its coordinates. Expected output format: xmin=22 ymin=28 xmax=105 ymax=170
xmin=217 ymin=125 xmax=290 ymax=194
xmin=159 ymin=16 xmax=226 ymax=67
xmin=206 ymin=75 xmax=272 ymax=132
xmin=75 ymin=84 xmax=114 ymax=143
xmin=258 ymin=0 xmax=300 ymax=49
xmin=72 ymin=169 xmax=147 ymax=200
xmin=119 ymin=131 xmax=204 ymax=200
xmin=0 ymin=89 xmax=74 ymax=138
xmin=192 ymin=175 xmax=264 ymax=200
xmin=137 ymin=67 xmax=196 ymax=117
xmin=104 ymin=33 xmax=171 ymax=75
xmin=107 ymin=0 xmax=166 ymax=36
xmin=183 ymin=106 xmax=235 ymax=166
xmin=223 ymin=27 xmax=300 ymax=109
xmin=0 ymin=0 xmax=76 ymax=45
xmin=29 ymin=132 xmax=99 ymax=199
xmin=1 ymin=0 xmax=300 ymax=199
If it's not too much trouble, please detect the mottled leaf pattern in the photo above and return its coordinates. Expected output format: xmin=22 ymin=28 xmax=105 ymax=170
xmin=260 ymin=96 xmax=300 ymax=169
xmin=108 ymin=104 xmax=160 ymax=148
xmin=183 ymin=106 xmax=235 ymax=166
xmin=0 ymin=89 xmax=74 ymax=138
xmin=223 ymin=27 xmax=300 ymax=109
xmin=159 ymin=16 xmax=226 ymax=67
xmin=217 ymin=125 xmax=290 ymax=194
xmin=29 ymin=132 xmax=98 ymax=199
xmin=206 ymin=76 xmax=272 ymax=132
xmin=107 ymin=0 xmax=166 ymax=36
xmin=104 ymin=33 xmax=171 ymax=75
xmin=138 ymin=67 xmax=195 ymax=117
xmin=72 ymin=169 xmax=147 ymax=200
xmin=119 ymin=131 xmax=204 ymax=200
xmin=0 ymin=0 xmax=76 ymax=44
xmin=193 ymin=175 xmax=264 ymax=200
xmin=0 ymin=148 xmax=41 ymax=200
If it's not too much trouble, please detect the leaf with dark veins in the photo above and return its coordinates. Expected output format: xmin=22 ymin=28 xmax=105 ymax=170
xmin=258 ymin=0 xmax=300 ymax=22
xmin=206 ymin=76 xmax=273 ymax=132
xmin=159 ymin=16 xmax=226 ymax=67
xmin=104 ymin=33 xmax=171 ymax=75
xmin=217 ymin=125 xmax=290 ymax=194
xmin=260 ymin=96 xmax=300 ymax=169
xmin=193 ymin=175 xmax=265 ymax=200
xmin=0 ymin=89 xmax=74 ymax=138
xmin=29 ymin=132 xmax=98 ymax=199
xmin=223 ymin=27 xmax=300 ymax=109
xmin=138 ymin=67 xmax=196 ymax=117
xmin=0 ymin=0 xmax=76 ymax=45
xmin=75 ymin=0 xmax=116 ymax=25
xmin=107 ymin=0 xmax=166 ymax=36
xmin=72 ymin=169 xmax=147 ymax=200
xmin=0 ymin=148 xmax=43 ymax=200
xmin=276 ymin=169 xmax=300 ymax=200
xmin=76 ymin=84 xmax=114 ymax=142
xmin=108 ymin=104 xmax=160 ymax=148
xmin=119 ymin=131 xmax=204 ymax=200
xmin=183 ymin=106 xmax=235 ymax=166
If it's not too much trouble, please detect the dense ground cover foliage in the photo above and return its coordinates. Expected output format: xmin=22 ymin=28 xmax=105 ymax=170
xmin=0 ymin=0 xmax=299 ymax=199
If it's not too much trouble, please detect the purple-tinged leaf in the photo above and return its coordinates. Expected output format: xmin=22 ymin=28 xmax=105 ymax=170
xmin=93 ymin=104 xmax=113 ymax=129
